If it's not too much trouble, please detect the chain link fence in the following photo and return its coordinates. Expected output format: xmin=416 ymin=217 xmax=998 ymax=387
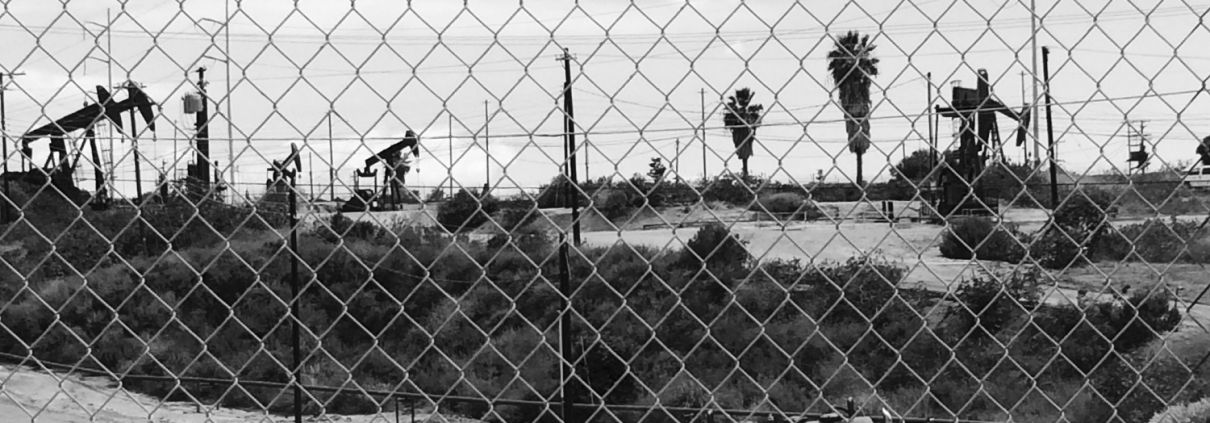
xmin=1 ymin=1 xmax=1209 ymax=422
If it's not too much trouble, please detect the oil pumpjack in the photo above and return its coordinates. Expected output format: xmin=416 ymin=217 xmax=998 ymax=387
xmin=12 ymin=83 xmax=156 ymax=209
xmin=342 ymin=130 xmax=420 ymax=212
xmin=933 ymin=69 xmax=1031 ymax=217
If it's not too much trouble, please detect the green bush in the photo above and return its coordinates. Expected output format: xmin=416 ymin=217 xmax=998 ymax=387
xmin=436 ymin=189 xmax=499 ymax=232
xmin=938 ymin=217 xmax=1026 ymax=262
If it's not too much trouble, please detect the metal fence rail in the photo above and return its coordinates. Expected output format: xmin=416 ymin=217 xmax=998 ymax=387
xmin=1 ymin=1 xmax=1208 ymax=423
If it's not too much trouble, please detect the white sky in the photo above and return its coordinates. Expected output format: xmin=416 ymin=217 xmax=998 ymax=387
xmin=2 ymin=0 xmax=1209 ymax=201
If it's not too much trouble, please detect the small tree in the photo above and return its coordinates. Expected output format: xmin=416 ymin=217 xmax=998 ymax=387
xmin=722 ymin=88 xmax=763 ymax=178
xmin=894 ymin=148 xmax=933 ymax=182
xmin=680 ymin=222 xmax=750 ymax=270
xmin=437 ymin=189 xmax=499 ymax=232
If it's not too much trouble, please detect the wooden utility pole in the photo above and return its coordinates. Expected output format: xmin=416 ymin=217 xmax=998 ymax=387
xmin=701 ymin=88 xmax=707 ymax=180
xmin=557 ymin=48 xmax=580 ymax=245
xmin=554 ymin=46 xmax=579 ymax=423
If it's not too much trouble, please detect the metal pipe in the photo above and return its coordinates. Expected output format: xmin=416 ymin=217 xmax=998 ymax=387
xmin=129 ymin=104 xmax=142 ymax=200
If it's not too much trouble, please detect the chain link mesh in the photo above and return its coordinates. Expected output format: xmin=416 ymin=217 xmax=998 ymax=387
xmin=1 ymin=1 xmax=1208 ymax=422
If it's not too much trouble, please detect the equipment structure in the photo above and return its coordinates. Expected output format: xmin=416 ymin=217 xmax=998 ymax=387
xmin=933 ymin=69 xmax=1031 ymax=217
xmin=17 ymin=83 xmax=155 ymax=208
xmin=342 ymin=130 xmax=420 ymax=212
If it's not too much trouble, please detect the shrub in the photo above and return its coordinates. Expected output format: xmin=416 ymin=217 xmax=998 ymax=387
xmin=496 ymin=205 xmax=538 ymax=232
xmin=436 ymin=189 xmax=499 ymax=232
xmin=592 ymin=188 xmax=635 ymax=220
xmin=1095 ymin=289 xmax=1182 ymax=352
xmin=1149 ymin=397 xmax=1210 ymax=423
xmin=700 ymin=175 xmax=757 ymax=205
xmin=1094 ymin=218 xmax=1210 ymax=263
xmin=795 ymin=256 xmax=904 ymax=322
xmin=679 ymin=222 xmax=750 ymax=270
xmin=1054 ymin=187 xmax=1115 ymax=235
xmin=938 ymin=217 xmax=1026 ymax=262
xmin=425 ymin=188 xmax=445 ymax=202
xmin=315 ymin=212 xmax=384 ymax=243
xmin=750 ymin=193 xmax=825 ymax=221
xmin=950 ymin=268 xmax=1042 ymax=333
xmin=1029 ymin=226 xmax=1087 ymax=269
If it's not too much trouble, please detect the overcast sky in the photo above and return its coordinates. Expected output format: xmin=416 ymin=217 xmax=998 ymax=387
xmin=2 ymin=0 xmax=1209 ymax=201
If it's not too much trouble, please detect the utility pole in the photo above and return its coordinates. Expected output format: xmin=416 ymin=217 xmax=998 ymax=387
xmin=675 ymin=138 xmax=680 ymax=182
xmin=701 ymin=88 xmax=707 ymax=180
xmin=479 ymin=99 xmax=484 ymax=188
xmin=1042 ymin=46 xmax=1058 ymax=208
xmin=555 ymin=47 xmax=579 ymax=423
xmin=194 ymin=67 xmax=211 ymax=193
xmin=0 ymin=71 xmax=23 ymax=223
xmin=926 ymin=72 xmax=934 ymax=188
xmin=557 ymin=47 xmax=580 ymax=246
xmin=1019 ymin=70 xmax=1028 ymax=164
xmin=1030 ymin=0 xmax=1041 ymax=167
xmin=327 ymin=111 xmax=334 ymax=202
xmin=448 ymin=111 xmax=453 ymax=198
xmin=224 ymin=0 xmax=235 ymax=202
xmin=105 ymin=10 xmax=114 ymax=192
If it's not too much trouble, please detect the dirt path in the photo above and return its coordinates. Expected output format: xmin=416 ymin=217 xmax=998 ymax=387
xmin=0 ymin=364 xmax=465 ymax=423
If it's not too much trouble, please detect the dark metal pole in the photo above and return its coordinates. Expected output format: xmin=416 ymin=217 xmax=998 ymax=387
xmin=701 ymin=88 xmax=707 ymax=181
xmin=479 ymin=99 xmax=484 ymax=188
xmin=448 ymin=112 xmax=453 ymax=198
xmin=288 ymin=165 xmax=302 ymax=423
xmin=557 ymin=238 xmax=574 ymax=423
xmin=1042 ymin=46 xmax=1058 ymax=208
xmin=130 ymin=106 xmax=143 ymax=200
xmin=1 ymin=72 xmax=10 ymax=223
xmin=926 ymin=72 xmax=934 ymax=181
xmin=558 ymin=48 xmax=580 ymax=245
xmin=195 ymin=67 xmax=211 ymax=190
xmin=328 ymin=111 xmax=334 ymax=202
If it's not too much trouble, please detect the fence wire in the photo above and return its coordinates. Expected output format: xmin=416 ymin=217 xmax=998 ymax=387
xmin=1 ymin=1 xmax=1209 ymax=422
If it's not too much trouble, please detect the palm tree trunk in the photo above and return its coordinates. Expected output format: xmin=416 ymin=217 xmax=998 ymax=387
xmin=742 ymin=158 xmax=749 ymax=178
xmin=856 ymin=152 xmax=864 ymax=186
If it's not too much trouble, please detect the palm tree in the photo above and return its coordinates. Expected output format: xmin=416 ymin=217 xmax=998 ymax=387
xmin=827 ymin=31 xmax=879 ymax=185
xmin=722 ymin=88 xmax=763 ymax=178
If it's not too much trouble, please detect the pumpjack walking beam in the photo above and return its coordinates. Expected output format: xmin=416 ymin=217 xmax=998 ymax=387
xmin=20 ymin=84 xmax=155 ymax=204
xmin=360 ymin=130 xmax=419 ymax=210
xmin=933 ymin=69 xmax=1031 ymax=215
